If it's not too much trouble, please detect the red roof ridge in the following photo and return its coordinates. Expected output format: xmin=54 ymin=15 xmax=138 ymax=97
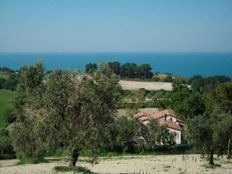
xmin=150 ymin=109 xmax=177 ymax=120
xmin=159 ymin=120 xmax=182 ymax=131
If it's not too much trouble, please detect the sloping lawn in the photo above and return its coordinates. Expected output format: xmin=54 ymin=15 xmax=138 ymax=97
xmin=0 ymin=89 xmax=16 ymax=128
xmin=0 ymin=71 xmax=10 ymax=80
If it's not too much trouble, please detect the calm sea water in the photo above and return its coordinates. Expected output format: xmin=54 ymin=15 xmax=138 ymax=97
xmin=0 ymin=52 xmax=232 ymax=77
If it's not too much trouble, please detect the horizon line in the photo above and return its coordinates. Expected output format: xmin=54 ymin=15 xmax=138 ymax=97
xmin=1 ymin=51 xmax=232 ymax=54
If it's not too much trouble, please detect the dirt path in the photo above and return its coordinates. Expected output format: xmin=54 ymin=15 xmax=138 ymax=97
xmin=0 ymin=155 xmax=231 ymax=174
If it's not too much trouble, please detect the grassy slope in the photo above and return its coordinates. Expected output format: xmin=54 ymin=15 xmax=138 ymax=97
xmin=153 ymin=72 xmax=187 ymax=80
xmin=0 ymin=89 xmax=16 ymax=128
xmin=0 ymin=71 xmax=10 ymax=80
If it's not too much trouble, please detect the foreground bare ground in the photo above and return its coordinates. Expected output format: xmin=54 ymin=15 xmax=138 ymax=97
xmin=0 ymin=155 xmax=232 ymax=174
xmin=119 ymin=80 xmax=172 ymax=91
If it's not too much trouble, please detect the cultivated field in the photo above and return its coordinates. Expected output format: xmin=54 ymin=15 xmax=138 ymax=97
xmin=119 ymin=80 xmax=173 ymax=91
xmin=0 ymin=155 xmax=231 ymax=174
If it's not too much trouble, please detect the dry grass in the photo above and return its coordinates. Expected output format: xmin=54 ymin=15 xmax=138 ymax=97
xmin=119 ymin=80 xmax=172 ymax=91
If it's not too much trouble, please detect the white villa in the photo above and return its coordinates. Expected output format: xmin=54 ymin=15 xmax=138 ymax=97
xmin=134 ymin=109 xmax=184 ymax=144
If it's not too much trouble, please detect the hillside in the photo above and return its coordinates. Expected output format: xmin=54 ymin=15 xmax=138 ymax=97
xmin=0 ymin=89 xmax=16 ymax=128
xmin=153 ymin=72 xmax=187 ymax=81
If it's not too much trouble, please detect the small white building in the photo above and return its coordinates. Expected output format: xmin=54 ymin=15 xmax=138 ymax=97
xmin=134 ymin=109 xmax=184 ymax=144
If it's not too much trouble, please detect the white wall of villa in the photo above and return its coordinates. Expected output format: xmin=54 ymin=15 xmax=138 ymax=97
xmin=167 ymin=128 xmax=181 ymax=144
xmin=159 ymin=115 xmax=177 ymax=123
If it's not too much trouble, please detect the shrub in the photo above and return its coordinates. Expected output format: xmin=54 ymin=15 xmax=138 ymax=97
xmin=0 ymin=153 xmax=16 ymax=159
xmin=18 ymin=157 xmax=48 ymax=164
xmin=54 ymin=166 xmax=91 ymax=173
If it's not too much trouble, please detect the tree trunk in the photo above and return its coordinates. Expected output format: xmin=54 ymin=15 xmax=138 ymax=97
xmin=69 ymin=149 xmax=79 ymax=167
xmin=227 ymin=138 xmax=231 ymax=159
xmin=209 ymin=151 xmax=214 ymax=165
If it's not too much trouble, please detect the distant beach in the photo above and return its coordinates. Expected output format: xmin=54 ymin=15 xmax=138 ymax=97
xmin=0 ymin=52 xmax=232 ymax=77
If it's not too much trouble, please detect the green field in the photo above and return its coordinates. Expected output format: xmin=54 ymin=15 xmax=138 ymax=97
xmin=0 ymin=71 xmax=11 ymax=80
xmin=0 ymin=89 xmax=16 ymax=128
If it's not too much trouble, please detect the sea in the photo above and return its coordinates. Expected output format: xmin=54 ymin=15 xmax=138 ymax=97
xmin=0 ymin=52 xmax=232 ymax=77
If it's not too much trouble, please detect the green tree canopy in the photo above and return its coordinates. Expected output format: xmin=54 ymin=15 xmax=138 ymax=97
xmin=10 ymin=63 xmax=120 ymax=167
xmin=85 ymin=63 xmax=98 ymax=73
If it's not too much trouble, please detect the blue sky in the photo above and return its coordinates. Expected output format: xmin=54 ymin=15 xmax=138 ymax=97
xmin=0 ymin=0 xmax=231 ymax=52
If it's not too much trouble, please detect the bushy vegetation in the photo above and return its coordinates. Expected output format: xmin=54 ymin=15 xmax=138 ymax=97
xmin=0 ymin=89 xmax=16 ymax=128
xmin=118 ymin=88 xmax=172 ymax=109
xmin=103 ymin=117 xmax=175 ymax=153
xmin=54 ymin=166 xmax=91 ymax=173
xmin=17 ymin=157 xmax=48 ymax=165
xmin=0 ymin=129 xmax=14 ymax=159
xmin=6 ymin=62 xmax=177 ymax=166
xmin=116 ymin=73 xmax=232 ymax=165
xmin=185 ymin=81 xmax=232 ymax=165
xmin=0 ymin=89 xmax=16 ymax=159
xmin=86 ymin=62 xmax=153 ymax=79
xmin=0 ymin=67 xmax=18 ymax=90
xmin=0 ymin=63 xmax=231 ymax=168
xmin=152 ymin=72 xmax=185 ymax=82
xmin=189 ymin=75 xmax=231 ymax=93
xmin=9 ymin=63 xmax=121 ymax=166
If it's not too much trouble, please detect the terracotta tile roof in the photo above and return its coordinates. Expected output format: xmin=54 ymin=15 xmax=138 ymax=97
xmin=134 ymin=112 xmax=151 ymax=123
xmin=140 ymin=117 xmax=149 ymax=122
xmin=159 ymin=120 xmax=182 ymax=131
xmin=134 ymin=112 xmax=151 ymax=119
xmin=150 ymin=109 xmax=176 ymax=120
xmin=134 ymin=109 xmax=184 ymax=131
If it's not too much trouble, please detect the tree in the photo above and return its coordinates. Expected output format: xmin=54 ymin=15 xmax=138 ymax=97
xmin=189 ymin=75 xmax=205 ymax=92
xmin=186 ymin=113 xmax=215 ymax=165
xmin=212 ymin=113 xmax=232 ymax=159
xmin=10 ymin=63 xmax=46 ymax=159
xmin=144 ymin=120 xmax=160 ymax=149
xmin=108 ymin=61 xmax=121 ymax=75
xmin=157 ymin=126 xmax=176 ymax=146
xmin=172 ymin=79 xmax=189 ymax=93
xmin=0 ymin=129 xmax=13 ymax=155
xmin=186 ymin=112 xmax=232 ymax=165
xmin=152 ymin=98 xmax=171 ymax=109
xmin=11 ymin=63 xmax=120 ymax=166
xmin=5 ymin=73 xmax=18 ymax=90
xmin=85 ymin=63 xmax=97 ymax=73
xmin=0 ymin=78 xmax=6 ymax=89
xmin=10 ymin=116 xmax=47 ymax=159
xmin=204 ymin=81 xmax=232 ymax=159
xmin=45 ymin=63 xmax=120 ymax=166
xmin=214 ymin=81 xmax=232 ymax=113
xmin=182 ymin=93 xmax=205 ymax=118
xmin=204 ymin=76 xmax=231 ymax=93
xmin=107 ymin=117 xmax=143 ymax=152
xmin=0 ymin=73 xmax=18 ymax=90
xmin=171 ymin=91 xmax=189 ymax=117
xmin=138 ymin=64 xmax=153 ymax=79
xmin=120 ymin=63 xmax=138 ymax=78
xmin=171 ymin=81 xmax=205 ymax=119
xmin=189 ymin=75 xmax=231 ymax=93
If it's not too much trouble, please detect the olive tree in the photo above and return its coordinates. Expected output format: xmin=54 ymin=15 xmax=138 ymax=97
xmin=11 ymin=63 xmax=120 ymax=166
xmin=42 ymin=63 xmax=120 ymax=166
xmin=10 ymin=63 xmax=47 ymax=159
xmin=204 ymin=81 xmax=232 ymax=159
xmin=186 ymin=111 xmax=232 ymax=165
